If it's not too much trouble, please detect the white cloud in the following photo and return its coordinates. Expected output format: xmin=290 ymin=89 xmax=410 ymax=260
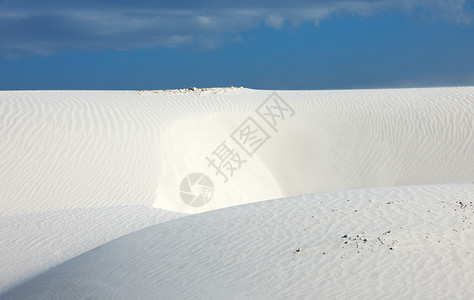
xmin=0 ymin=0 xmax=471 ymax=56
xmin=265 ymin=14 xmax=285 ymax=29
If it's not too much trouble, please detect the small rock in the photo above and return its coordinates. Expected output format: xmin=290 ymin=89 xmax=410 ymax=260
xmin=296 ymin=248 xmax=302 ymax=252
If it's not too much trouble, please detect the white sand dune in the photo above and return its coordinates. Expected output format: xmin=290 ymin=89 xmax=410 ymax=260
xmin=0 ymin=87 xmax=473 ymax=298
xmin=0 ymin=206 xmax=184 ymax=293
xmin=1 ymin=88 xmax=473 ymax=214
xmin=3 ymin=183 xmax=473 ymax=299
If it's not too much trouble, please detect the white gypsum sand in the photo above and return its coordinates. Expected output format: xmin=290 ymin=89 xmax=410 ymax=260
xmin=0 ymin=87 xmax=473 ymax=298
xmin=0 ymin=206 xmax=184 ymax=293
xmin=3 ymin=183 xmax=473 ymax=299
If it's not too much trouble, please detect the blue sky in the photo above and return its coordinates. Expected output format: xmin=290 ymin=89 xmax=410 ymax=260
xmin=0 ymin=0 xmax=473 ymax=90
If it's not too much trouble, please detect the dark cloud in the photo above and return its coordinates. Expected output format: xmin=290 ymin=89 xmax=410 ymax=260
xmin=0 ymin=0 xmax=472 ymax=56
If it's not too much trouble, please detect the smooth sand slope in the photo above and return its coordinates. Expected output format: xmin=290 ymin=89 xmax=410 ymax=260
xmin=3 ymin=183 xmax=474 ymax=299
xmin=0 ymin=207 xmax=184 ymax=293
xmin=0 ymin=87 xmax=473 ymax=297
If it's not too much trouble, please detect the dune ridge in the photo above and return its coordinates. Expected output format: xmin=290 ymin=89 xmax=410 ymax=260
xmin=1 ymin=88 xmax=473 ymax=215
xmin=3 ymin=182 xmax=473 ymax=299
xmin=0 ymin=87 xmax=473 ymax=296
